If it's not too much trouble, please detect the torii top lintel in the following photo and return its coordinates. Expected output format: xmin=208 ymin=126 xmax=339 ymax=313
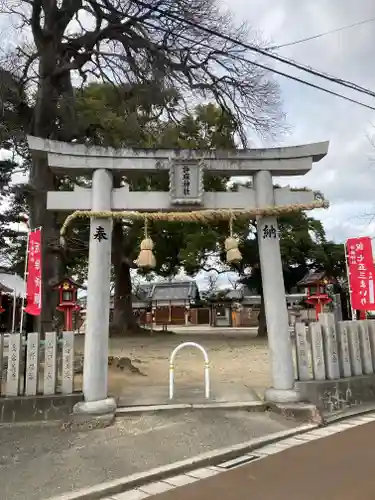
xmin=26 ymin=136 xmax=329 ymax=177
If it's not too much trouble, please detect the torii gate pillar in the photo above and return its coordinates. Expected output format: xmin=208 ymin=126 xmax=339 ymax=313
xmin=255 ymin=170 xmax=297 ymax=402
xmin=79 ymin=169 xmax=116 ymax=416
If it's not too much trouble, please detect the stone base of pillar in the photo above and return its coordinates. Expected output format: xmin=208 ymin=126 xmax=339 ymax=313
xmin=264 ymin=387 xmax=301 ymax=404
xmin=68 ymin=397 xmax=117 ymax=431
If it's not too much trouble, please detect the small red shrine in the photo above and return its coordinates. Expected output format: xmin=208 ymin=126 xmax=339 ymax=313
xmin=53 ymin=277 xmax=85 ymax=331
xmin=297 ymin=271 xmax=334 ymax=320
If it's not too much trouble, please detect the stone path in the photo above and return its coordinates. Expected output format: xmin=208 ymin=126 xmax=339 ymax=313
xmin=106 ymin=413 xmax=375 ymax=500
xmin=0 ymin=409 xmax=296 ymax=500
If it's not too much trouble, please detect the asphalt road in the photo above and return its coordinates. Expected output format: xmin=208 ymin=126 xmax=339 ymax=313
xmin=151 ymin=420 xmax=375 ymax=500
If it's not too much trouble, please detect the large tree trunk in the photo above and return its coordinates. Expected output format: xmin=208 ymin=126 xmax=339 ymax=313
xmin=27 ymin=5 xmax=85 ymax=334
xmin=29 ymin=56 xmax=64 ymax=334
xmin=257 ymin=292 xmax=268 ymax=338
xmin=111 ymin=219 xmax=138 ymax=335
xmin=30 ymin=148 xmax=62 ymax=336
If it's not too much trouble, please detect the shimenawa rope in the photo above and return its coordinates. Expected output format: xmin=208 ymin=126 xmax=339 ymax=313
xmin=59 ymin=199 xmax=329 ymax=268
xmin=60 ymin=199 xmax=329 ymax=237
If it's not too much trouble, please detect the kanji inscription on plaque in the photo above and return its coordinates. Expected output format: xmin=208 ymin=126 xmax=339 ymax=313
xmin=169 ymin=163 xmax=203 ymax=205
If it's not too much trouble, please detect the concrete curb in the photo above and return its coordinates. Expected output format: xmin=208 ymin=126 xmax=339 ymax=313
xmin=48 ymin=423 xmax=318 ymax=500
xmin=116 ymin=401 xmax=266 ymax=415
xmin=323 ymin=402 xmax=375 ymax=424
xmin=266 ymin=402 xmax=323 ymax=425
xmin=116 ymin=401 xmax=322 ymax=425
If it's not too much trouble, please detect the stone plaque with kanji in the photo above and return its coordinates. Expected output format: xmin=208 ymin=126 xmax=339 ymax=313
xmin=169 ymin=163 xmax=203 ymax=205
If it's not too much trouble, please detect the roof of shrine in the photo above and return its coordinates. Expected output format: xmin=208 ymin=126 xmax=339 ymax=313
xmin=297 ymin=271 xmax=336 ymax=286
xmin=50 ymin=276 xmax=86 ymax=289
xmin=133 ymin=283 xmax=153 ymax=301
xmin=150 ymin=280 xmax=199 ymax=302
xmin=0 ymin=270 xmax=25 ymax=297
xmin=80 ymin=280 xmax=199 ymax=308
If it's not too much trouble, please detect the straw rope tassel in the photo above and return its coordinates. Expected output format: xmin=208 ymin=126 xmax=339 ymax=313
xmin=135 ymin=218 xmax=156 ymax=269
xmin=225 ymin=213 xmax=242 ymax=264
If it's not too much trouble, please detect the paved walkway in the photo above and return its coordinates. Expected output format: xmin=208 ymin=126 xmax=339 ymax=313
xmin=110 ymin=417 xmax=375 ymax=500
xmin=0 ymin=410 xmax=296 ymax=500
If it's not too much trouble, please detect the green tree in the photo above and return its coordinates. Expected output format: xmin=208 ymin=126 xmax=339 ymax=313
xmin=0 ymin=75 xmax=239 ymax=332
xmin=237 ymin=212 xmax=346 ymax=336
xmin=0 ymin=70 xmax=33 ymax=274
xmin=0 ymin=0 xmax=284 ymax=332
xmin=66 ymin=83 xmax=238 ymax=333
xmin=0 ymin=158 xmax=30 ymax=274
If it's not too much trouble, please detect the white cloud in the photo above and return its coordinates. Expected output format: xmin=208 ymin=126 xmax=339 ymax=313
xmin=224 ymin=0 xmax=375 ymax=242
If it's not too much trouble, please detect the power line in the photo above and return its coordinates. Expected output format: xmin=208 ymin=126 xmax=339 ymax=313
xmin=140 ymin=19 xmax=375 ymax=112
xmin=267 ymin=16 xmax=375 ymax=51
xmin=130 ymin=0 xmax=375 ymax=101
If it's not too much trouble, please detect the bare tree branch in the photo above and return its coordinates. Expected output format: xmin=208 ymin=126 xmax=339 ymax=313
xmin=0 ymin=0 xmax=286 ymax=330
xmin=1 ymin=0 xmax=285 ymax=143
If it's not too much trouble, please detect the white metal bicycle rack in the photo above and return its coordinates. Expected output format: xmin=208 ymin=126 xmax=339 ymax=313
xmin=169 ymin=342 xmax=210 ymax=400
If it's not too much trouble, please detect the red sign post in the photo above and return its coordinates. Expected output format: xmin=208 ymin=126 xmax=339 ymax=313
xmin=346 ymin=236 xmax=375 ymax=311
xmin=24 ymin=228 xmax=42 ymax=316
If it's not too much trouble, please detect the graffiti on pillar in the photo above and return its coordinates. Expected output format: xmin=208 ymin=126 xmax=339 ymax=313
xmin=262 ymin=224 xmax=279 ymax=239
xmin=320 ymin=387 xmax=360 ymax=412
xmin=93 ymin=225 xmax=108 ymax=242
xmin=182 ymin=165 xmax=191 ymax=195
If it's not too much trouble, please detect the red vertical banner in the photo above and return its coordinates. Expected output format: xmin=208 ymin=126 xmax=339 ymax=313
xmin=346 ymin=236 xmax=375 ymax=311
xmin=24 ymin=228 xmax=42 ymax=316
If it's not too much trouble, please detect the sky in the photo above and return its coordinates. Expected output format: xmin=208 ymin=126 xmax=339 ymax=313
xmin=2 ymin=1 xmax=375 ymax=290
xmin=197 ymin=0 xmax=375 ymax=288
xmin=225 ymin=0 xmax=375 ymax=244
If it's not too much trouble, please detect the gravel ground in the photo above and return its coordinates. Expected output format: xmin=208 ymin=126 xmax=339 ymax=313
xmin=0 ymin=409 xmax=298 ymax=500
xmin=73 ymin=334 xmax=272 ymax=400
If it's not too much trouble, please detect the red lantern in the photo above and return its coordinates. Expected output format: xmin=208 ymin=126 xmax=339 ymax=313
xmin=298 ymin=273 xmax=333 ymax=320
xmin=53 ymin=278 xmax=84 ymax=331
xmin=305 ymin=278 xmax=332 ymax=320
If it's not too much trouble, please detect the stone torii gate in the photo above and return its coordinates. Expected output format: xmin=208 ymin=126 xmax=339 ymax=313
xmin=27 ymin=136 xmax=329 ymax=421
